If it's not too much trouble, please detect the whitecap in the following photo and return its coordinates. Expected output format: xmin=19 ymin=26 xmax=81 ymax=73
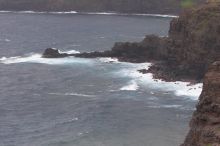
xmin=99 ymin=57 xmax=119 ymax=63
xmin=5 ymin=39 xmax=11 ymax=42
xmin=83 ymin=12 xmax=178 ymax=18
xmin=49 ymin=11 xmax=77 ymax=14
xmin=68 ymin=117 xmax=79 ymax=122
xmin=0 ymin=11 xmax=11 ymax=13
xmin=59 ymin=49 xmax=80 ymax=54
xmin=17 ymin=11 xmax=39 ymax=14
xmin=0 ymin=10 xmax=178 ymax=18
xmin=84 ymin=12 xmax=118 ymax=15
xmin=120 ymin=80 xmax=139 ymax=91
xmin=48 ymin=92 xmax=95 ymax=97
xmin=0 ymin=53 xmax=91 ymax=65
xmin=132 ymin=13 xmax=178 ymax=18
xmin=147 ymin=104 xmax=182 ymax=109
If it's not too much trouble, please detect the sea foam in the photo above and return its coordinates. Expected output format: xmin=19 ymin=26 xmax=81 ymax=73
xmin=0 ymin=51 xmax=91 ymax=65
xmin=114 ymin=62 xmax=203 ymax=100
xmin=48 ymin=92 xmax=95 ymax=97
xmin=0 ymin=10 xmax=178 ymax=18
xmin=120 ymin=80 xmax=139 ymax=91
xmin=99 ymin=57 xmax=119 ymax=63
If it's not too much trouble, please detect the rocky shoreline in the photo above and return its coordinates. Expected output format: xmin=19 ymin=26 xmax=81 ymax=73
xmin=42 ymin=3 xmax=220 ymax=83
xmin=40 ymin=3 xmax=220 ymax=146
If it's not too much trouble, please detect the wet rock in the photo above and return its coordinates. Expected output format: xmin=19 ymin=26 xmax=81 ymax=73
xmin=42 ymin=48 xmax=68 ymax=58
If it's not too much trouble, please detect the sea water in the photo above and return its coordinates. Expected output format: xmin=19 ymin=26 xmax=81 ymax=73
xmin=0 ymin=12 xmax=201 ymax=146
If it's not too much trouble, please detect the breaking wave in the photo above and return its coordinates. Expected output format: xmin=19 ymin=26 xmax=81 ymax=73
xmin=114 ymin=62 xmax=203 ymax=100
xmin=48 ymin=92 xmax=95 ymax=97
xmin=0 ymin=50 xmax=91 ymax=65
xmin=0 ymin=10 xmax=178 ymax=18
xmin=120 ymin=80 xmax=139 ymax=91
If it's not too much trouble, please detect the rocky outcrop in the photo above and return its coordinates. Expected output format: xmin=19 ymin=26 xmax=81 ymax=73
xmin=0 ymin=0 xmax=205 ymax=14
xmin=42 ymin=48 xmax=68 ymax=58
xmin=42 ymin=3 xmax=220 ymax=82
xmin=181 ymin=61 xmax=220 ymax=146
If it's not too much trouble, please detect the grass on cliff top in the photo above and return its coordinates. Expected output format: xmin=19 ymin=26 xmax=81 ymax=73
xmin=181 ymin=0 xmax=195 ymax=8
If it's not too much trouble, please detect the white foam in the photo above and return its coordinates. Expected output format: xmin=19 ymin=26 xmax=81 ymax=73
xmin=114 ymin=62 xmax=203 ymax=100
xmin=17 ymin=11 xmax=44 ymax=14
xmin=59 ymin=49 xmax=80 ymax=54
xmin=0 ymin=11 xmax=11 ymax=13
xmin=4 ymin=39 xmax=11 ymax=42
xmin=85 ymin=12 xmax=118 ymax=15
xmin=132 ymin=13 xmax=178 ymax=18
xmin=84 ymin=12 xmax=178 ymax=18
xmin=0 ymin=38 xmax=11 ymax=42
xmin=147 ymin=104 xmax=182 ymax=109
xmin=99 ymin=57 xmax=119 ymax=63
xmin=138 ymin=74 xmax=203 ymax=100
xmin=0 ymin=53 xmax=91 ymax=65
xmin=48 ymin=92 xmax=95 ymax=97
xmin=120 ymin=80 xmax=139 ymax=91
xmin=0 ymin=10 xmax=178 ymax=18
xmin=49 ymin=11 xmax=77 ymax=14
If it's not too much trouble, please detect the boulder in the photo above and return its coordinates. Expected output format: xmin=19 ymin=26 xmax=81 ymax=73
xmin=42 ymin=48 xmax=68 ymax=58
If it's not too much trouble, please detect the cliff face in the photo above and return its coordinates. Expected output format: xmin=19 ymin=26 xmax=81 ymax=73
xmin=0 ymin=0 xmax=205 ymax=14
xmin=181 ymin=61 xmax=220 ymax=146
xmin=42 ymin=3 xmax=220 ymax=82
xmin=110 ymin=3 xmax=220 ymax=81
xmin=168 ymin=4 xmax=220 ymax=79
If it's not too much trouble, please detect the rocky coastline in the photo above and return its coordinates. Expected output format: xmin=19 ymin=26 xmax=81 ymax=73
xmin=41 ymin=3 xmax=220 ymax=146
xmin=42 ymin=3 xmax=220 ymax=83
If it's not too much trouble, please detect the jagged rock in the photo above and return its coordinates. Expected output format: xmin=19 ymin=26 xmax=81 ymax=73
xmin=181 ymin=61 xmax=220 ymax=146
xmin=41 ymin=3 xmax=220 ymax=82
xmin=42 ymin=48 xmax=68 ymax=58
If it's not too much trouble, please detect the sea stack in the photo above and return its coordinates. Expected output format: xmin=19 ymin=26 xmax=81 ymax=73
xmin=42 ymin=48 xmax=68 ymax=58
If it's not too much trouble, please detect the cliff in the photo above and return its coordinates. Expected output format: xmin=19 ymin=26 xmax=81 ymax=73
xmin=181 ymin=61 xmax=220 ymax=146
xmin=42 ymin=3 xmax=220 ymax=82
xmin=167 ymin=3 xmax=220 ymax=80
xmin=0 ymin=0 xmax=205 ymax=14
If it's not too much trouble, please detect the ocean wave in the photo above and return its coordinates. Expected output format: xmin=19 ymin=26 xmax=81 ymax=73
xmin=84 ymin=12 xmax=118 ymax=15
xmin=147 ymin=104 xmax=182 ymax=109
xmin=120 ymin=80 xmax=139 ymax=91
xmin=49 ymin=11 xmax=78 ymax=14
xmin=82 ymin=12 xmax=178 ymax=18
xmin=0 ymin=52 xmax=91 ymax=65
xmin=48 ymin=92 xmax=95 ymax=97
xmin=114 ymin=62 xmax=203 ymax=100
xmin=99 ymin=57 xmax=119 ymax=63
xmin=0 ymin=10 xmax=178 ymax=18
xmin=59 ymin=49 xmax=80 ymax=54
xmin=0 ymin=38 xmax=11 ymax=42
xmin=132 ymin=13 xmax=178 ymax=18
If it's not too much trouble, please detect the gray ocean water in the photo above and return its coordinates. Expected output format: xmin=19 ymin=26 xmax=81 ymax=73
xmin=0 ymin=12 xmax=197 ymax=146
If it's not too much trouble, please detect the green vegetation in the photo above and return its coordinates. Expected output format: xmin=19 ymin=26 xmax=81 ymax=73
xmin=181 ymin=0 xmax=195 ymax=8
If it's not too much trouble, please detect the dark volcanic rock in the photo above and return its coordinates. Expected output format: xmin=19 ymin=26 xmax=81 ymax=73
xmin=42 ymin=3 xmax=220 ymax=82
xmin=119 ymin=3 xmax=220 ymax=81
xmin=42 ymin=48 xmax=68 ymax=58
xmin=181 ymin=61 xmax=220 ymax=146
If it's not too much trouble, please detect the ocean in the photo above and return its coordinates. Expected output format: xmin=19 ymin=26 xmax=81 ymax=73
xmin=0 ymin=12 xmax=202 ymax=146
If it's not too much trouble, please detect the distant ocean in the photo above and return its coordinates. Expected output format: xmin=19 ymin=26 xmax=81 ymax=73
xmin=0 ymin=12 xmax=201 ymax=146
